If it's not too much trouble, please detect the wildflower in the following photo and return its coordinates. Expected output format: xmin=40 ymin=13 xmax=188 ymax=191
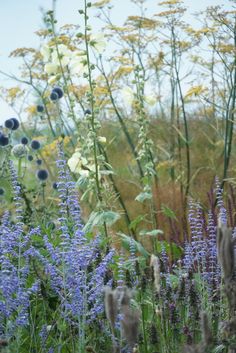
xmin=90 ymin=33 xmax=106 ymax=53
xmin=67 ymin=151 xmax=82 ymax=173
xmin=69 ymin=58 xmax=86 ymax=75
xmin=52 ymin=87 xmax=63 ymax=99
xmin=37 ymin=169 xmax=49 ymax=181
xmin=144 ymin=94 xmax=156 ymax=106
xmin=37 ymin=105 xmax=44 ymax=113
xmin=40 ymin=43 xmax=51 ymax=61
xmin=0 ymin=134 xmax=9 ymax=146
xmin=51 ymin=44 xmax=70 ymax=67
xmin=28 ymin=155 xmax=33 ymax=161
xmin=98 ymin=136 xmax=107 ymax=144
xmin=45 ymin=63 xmax=59 ymax=75
xmin=12 ymin=144 xmax=27 ymax=158
xmin=4 ymin=119 xmax=14 ymax=129
xmin=11 ymin=118 xmax=20 ymax=130
xmin=0 ymin=187 xmax=5 ymax=195
xmin=31 ymin=140 xmax=41 ymax=150
xmin=21 ymin=137 xmax=29 ymax=145
xmin=4 ymin=117 xmax=19 ymax=130
xmin=36 ymin=159 xmax=42 ymax=166
xmin=50 ymin=91 xmax=59 ymax=101
xmin=52 ymin=182 xmax=58 ymax=190
xmin=121 ymin=86 xmax=135 ymax=106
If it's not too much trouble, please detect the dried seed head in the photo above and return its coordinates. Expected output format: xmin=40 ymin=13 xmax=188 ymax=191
xmin=201 ymin=312 xmax=212 ymax=346
xmin=217 ymin=227 xmax=235 ymax=281
xmin=150 ymin=254 xmax=161 ymax=294
xmin=104 ymin=286 xmax=118 ymax=331
xmin=120 ymin=286 xmax=132 ymax=306
xmin=120 ymin=303 xmax=140 ymax=348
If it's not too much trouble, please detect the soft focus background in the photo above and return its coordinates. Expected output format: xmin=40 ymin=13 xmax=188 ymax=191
xmin=0 ymin=0 xmax=231 ymax=123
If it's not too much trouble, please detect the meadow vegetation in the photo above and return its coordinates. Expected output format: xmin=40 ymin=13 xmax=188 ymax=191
xmin=0 ymin=0 xmax=236 ymax=352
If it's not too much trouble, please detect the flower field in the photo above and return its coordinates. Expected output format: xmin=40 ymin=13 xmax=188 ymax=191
xmin=0 ymin=0 xmax=236 ymax=352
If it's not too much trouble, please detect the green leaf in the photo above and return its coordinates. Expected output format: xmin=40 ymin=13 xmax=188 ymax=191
xmin=161 ymin=204 xmax=177 ymax=220
xmin=100 ymin=170 xmax=114 ymax=175
xmin=139 ymin=229 xmax=163 ymax=237
xmin=118 ymin=232 xmax=150 ymax=258
xmin=129 ymin=215 xmax=146 ymax=231
xmin=76 ymin=175 xmax=89 ymax=188
xmin=135 ymin=192 xmax=152 ymax=202
xmin=83 ymin=210 xmax=120 ymax=233
xmin=212 ymin=345 xmax=226 ymax=353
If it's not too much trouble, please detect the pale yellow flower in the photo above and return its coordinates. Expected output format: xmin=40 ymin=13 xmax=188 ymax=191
xmin=68 ymin=151 xmax=82 ymax=173
xmin=121 ymin=86 xmax=134 ymax=106
xmin=44 ymin=63 xmax=59 ymax=75
xmin=90 ymin=33 xmax=106 ymax=54
xmin=69 ymin=58 xmax=86 ymax=75
xmin=40 ymin=44 xmax=51 ymax=62
xmin=144 ymin=95 xmax=156 ymax=106
xmin=98 ymin=136 xmax=107 ymax=144
xmin=48 ymin=75 xmax=58 ymax=85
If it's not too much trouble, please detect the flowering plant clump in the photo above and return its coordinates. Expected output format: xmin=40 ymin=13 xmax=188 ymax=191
xmin=0 ymin=147 xmax=115 ymax=352
xmin=1 ymin=0 xmax=236 ymax=352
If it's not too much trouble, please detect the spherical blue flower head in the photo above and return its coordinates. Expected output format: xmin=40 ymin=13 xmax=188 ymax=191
xmin=52 ymin=86 xmax=63 ymax=99
xmin=52 ymin=182 xmax=58 ymax=190
xmin=50 ymin=91 xmax=59 ymax=101
xmin=28 ymin=155 xmax=33 ymax=161
xmin=37 ymin=105 xmax=44 ymax=113
xmin=37 ymin=169 xmax=48 ymax=181
xmin=0 ymin=134 xmax=9 ymax=146
xmin=36 ymin=159 xmax=42 ymax=166
xmin=4 ymin=119 xmax=14 ymax=129
xmin=85 ymin=109 xmax=91 ymax=115
xmin=21 ymin=137 xmax=29 ymax=145
xmin=11 ymin=118 xmax=20 ymax=130
xmin=31 ymin=140 xmax=41 ymax=150
xmin=0 ymin=187 xmax=5 ymax=195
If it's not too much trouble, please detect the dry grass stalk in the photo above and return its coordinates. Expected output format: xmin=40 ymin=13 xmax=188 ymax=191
xmin=150 ymin=254 xmax=161 ymax=294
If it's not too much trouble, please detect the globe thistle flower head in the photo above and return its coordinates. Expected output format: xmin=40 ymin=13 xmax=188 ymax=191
xmin=36 ymin=159 xmax=42 ymax=166
xmin=50 ymin=91 xmax=59 ymax=101
xmin=0 ymin=187 xmax=5 ymax=196
xmin=52 ymin=182 xmax=58 ymax=190
xmin=37 ymin=105 xmax=44 ymax=113
xmin=11 ymin=118 xmax=20 ymax=130
xmin=12 ymin=144 xmax=27 ymax=159
xmin=21 ymin=137 xmax=29 ymax=145
xmin=4 ymin=119 xmax=14 ymax=129
xmin=31 ymin=140 xmax=41 ymax=150
xmin=28 ymin=155 xmax=33 ymax=161
xmin=37 ymin=169 xmax=49 ymax=181
xmin=0 ymin=134 xmax=9 ymax=146
xmin=85 ymin=109 xmax=91 ymax=115
xmin=52 ymin=86 xmax=63 ymax=99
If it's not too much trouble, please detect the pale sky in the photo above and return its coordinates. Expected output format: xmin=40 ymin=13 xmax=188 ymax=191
xmin=0 ymin=0 xmax=232 ymax=124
